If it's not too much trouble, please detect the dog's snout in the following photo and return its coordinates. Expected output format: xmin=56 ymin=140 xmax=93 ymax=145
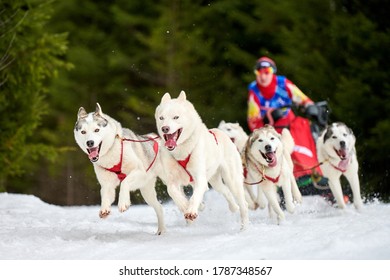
xmin=162 ymin=126 xmax=170 ymax=134
xmin=340 ymin=141 xmax=346 ymax=148
xmin=265 ymin=144 xmax=272 ymax=152
xmin=86 ymin=140 xmax=94 ymax=148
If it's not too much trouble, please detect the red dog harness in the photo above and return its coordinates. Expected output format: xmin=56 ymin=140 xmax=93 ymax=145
xmin=177 ymin=131 xmax=218 ymax=183
xmin=104 ymin=137 xmax=159 ymax=182
xmin=243 ymin=166 xmax=280 ymax=185
xmin=177 ymin=154 xmax=193 ymax=182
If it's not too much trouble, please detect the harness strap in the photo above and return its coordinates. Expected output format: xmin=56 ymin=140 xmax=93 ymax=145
xmin=176 ymin=130 xmax=219 ymax=183
xmin=177 ymin=154 xmax=193 ymax=182
xmin=264 ymin=174 xmax=280 ymax=183
xmin=243 ymin=167 xmax=265 ymax=185
xmin=104 ymin=140 xmax=126 ymax=182
xmin=243 ymin=164 xmax=280 ymax=185
xmin=293 ymin=156 xmax=350 ymax=175
xmin=209 ymin=130 xmax=218 ymax=145
xmin=146 ymin=140 xmax=159 ymax=172
xmin=293 ymin=160 xmax=324 ymax=176
xmin=103 ymin=136 xmax=159 ymax=182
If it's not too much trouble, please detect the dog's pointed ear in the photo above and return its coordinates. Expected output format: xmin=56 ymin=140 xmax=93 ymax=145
xmin=249 ymin=132 xmax=258 ymax=146
xmin=95 ymin=103 xmax=103 ymax=116
xmin=346 ymin=124 xmax=354 ymax=136
xmin=178 ymin=90 xmax=187 ymax=100
xmin=323 ymin=125 xmax=332 ymax=143
xmin=77 ymin=107 xmax=88 ymax=119
xmin=219 ymin=120 xmax=225 ymax=126
xmin=161 ymin=93 xmax=171 ymax=104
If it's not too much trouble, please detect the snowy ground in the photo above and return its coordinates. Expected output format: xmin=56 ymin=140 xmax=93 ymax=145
xmin=1 ymin=190 xmax=390 ymax=260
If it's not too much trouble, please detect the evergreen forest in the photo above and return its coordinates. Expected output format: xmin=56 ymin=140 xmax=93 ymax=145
xmin=1 ymin=0 xmax=389 ymax=205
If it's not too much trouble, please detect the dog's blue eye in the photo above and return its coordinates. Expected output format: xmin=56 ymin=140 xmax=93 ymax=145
xmin=95 ymin=129 xmax=99 ymax=133
xmin=173 ymin=116 xmax=179 ymax=120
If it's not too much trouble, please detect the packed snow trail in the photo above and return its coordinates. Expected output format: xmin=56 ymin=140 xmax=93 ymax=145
xmin=1 ymin=191 xmax=390 ymax=260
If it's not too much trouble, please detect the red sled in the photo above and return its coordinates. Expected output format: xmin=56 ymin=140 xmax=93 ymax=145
xmin=270 ymin=111 xmax=322 ymax=179
xmin=288 ymin=116 xmax=322 ymax=178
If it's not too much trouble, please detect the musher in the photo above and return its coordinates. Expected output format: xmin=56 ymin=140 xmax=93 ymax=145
xmin=246 ymin=56 xmax=330 ymax=195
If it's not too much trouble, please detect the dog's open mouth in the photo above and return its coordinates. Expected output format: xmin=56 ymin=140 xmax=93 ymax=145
xmin=87 ymin=142 xmax=102 ymax=162
xmin=230 ymin=138 xmax=236 ymax=143
xmin=260 ymin=151 xmax=277 ymax=167
xmin=335 ymin=148 xmax=347 ymax=160
xmin=163 ymin=128 xmax=182 ymax=151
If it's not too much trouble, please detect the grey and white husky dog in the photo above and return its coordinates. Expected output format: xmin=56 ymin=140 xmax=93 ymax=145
xmin=317 ymin=122 xmax=363 ymax=210
xmin=74 ymin=103 xmax=167 ymax=234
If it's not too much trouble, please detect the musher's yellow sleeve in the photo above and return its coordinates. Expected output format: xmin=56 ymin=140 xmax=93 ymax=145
xmin=286 ymin=79 xmax=314 ymax=106
xmin=247 ymin=93 xmax=261 ymax=131
xmin=248 ymin=94 xmax=260 ymax=119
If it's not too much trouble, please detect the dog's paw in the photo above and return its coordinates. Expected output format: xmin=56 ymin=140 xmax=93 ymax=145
xmin=118 ymin=194 xmax=131 ymax=212
xmin=184 ymin=212 xmax=198 ymax=221
xmin=294 ymin=195 xmax=303 ymax=204
xmin=248 ymin=201 xmax=258 ymax=211
xmin=240 ymin=222 xmax=248 ymax=231
xmin=156 ymin=227 xmax=167 ymax=236
xmin=118 ymin=201 xmax=131 ymax=213
xmin=285 ymin=203 xmax=295 ymax=214
xmin=99 ymin=209 xmax=111 ymax=219
xmin=277 ymin=212 xmax=285 ymax=224
xmin=354 ymin=202 xmax=363 ymax=212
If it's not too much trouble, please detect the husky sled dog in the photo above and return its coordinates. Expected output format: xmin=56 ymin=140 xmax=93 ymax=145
xmin=242 ymin=125 xmax=302 ymax=222
xmin=74 ymin=103 xmax=166 ymax=234
xmin=218 ymin=121 xmax=266 ymax=210
xmin=218 ymin=121 xmax=248 ymax=153
xmin=316 ymin=122 xmax=363 ymax=210
xmin=155 ymin=91 xmax=249 ymax=230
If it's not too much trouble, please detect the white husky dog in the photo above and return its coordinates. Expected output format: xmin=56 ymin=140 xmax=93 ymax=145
xmin=74 ymin=103 xmax=166 ymax=234
xmin=316 ymin=122 xmax=363 ymax=210
xmin=218 ymin=121 xmax=267 ymax=210
xmin=155 ymin=91 xmax=249 ymax=230
xmin=242 ymin=125 xmax=302 ymax=222
xmin=217 ymin=121 xmax=248 ymax=153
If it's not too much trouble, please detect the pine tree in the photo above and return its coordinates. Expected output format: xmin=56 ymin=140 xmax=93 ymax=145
xmin=0 ymin=0 xmax=70 ymax=191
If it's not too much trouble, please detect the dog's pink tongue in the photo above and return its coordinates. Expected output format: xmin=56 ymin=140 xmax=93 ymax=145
xmin=338 ymin=149 xmax=347 ymax=158
xmin=88 ymin=147 xmax=99 ymax=160
xmin=339 ymin=157 xmax=349 ymax=170
xmin=165 ymin=138 xmax=177 ymax=150
xmin=266 ymin=152 xmax=277 ymax=167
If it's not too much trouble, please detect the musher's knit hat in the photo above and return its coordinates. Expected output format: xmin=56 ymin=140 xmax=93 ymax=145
xmin=255 ymin=56 xmax=277 ymax=73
